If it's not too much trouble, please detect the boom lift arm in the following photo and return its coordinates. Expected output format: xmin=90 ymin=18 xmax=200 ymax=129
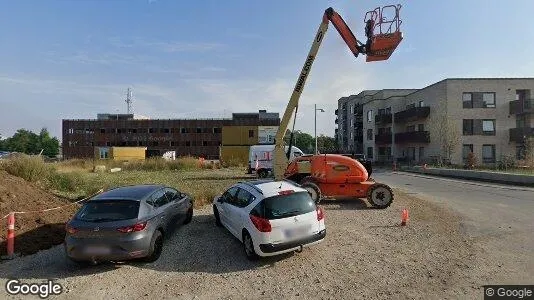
xmin=272 ymin=5 xmax=403 ymax=180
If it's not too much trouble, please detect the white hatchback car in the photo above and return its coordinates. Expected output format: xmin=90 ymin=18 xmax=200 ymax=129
xmin=213 ymin=179 xmax=326 ymax=260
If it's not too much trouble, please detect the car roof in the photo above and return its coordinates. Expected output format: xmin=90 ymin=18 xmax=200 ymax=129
xmin=239 ymin=179 xmax=307 ymax=198
xmin=91 ymin=184 xmax=167 ymax=201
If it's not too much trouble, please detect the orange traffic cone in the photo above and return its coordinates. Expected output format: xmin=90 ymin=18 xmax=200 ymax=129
xmin=401 ymin=208 xmax=409 ymax=226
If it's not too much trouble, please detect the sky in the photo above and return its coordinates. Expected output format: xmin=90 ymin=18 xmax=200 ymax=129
xmin=1 ymin=0 xmax=534 ymax=141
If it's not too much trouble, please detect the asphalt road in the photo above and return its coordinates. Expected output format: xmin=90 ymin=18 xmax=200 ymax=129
xmin=372 ymin=170 xmax=534 ymax=284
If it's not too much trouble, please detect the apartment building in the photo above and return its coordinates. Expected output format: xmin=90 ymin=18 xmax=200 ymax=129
xmin=335 ymin=78 xmax=534 ymax=165
xmin=62 ymin=110 xmax=279 ymax=159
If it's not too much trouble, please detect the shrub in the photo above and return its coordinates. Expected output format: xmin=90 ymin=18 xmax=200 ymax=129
xmin=0 ymin=155 xmax=54 ymax=183
xmin=497 ymin=154 xmax=516 ymax=170
xmin=47 ymin=171 xmax=87 ymax=193
xmin=465 ymin=152 xmax=477 ymax=169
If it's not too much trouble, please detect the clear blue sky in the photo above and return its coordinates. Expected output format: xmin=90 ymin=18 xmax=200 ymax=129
xmin=1 ymin=0 xmax=534 ymax=140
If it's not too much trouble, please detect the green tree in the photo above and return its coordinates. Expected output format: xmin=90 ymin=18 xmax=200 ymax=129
xmin=316 ymin=135 xmax=337 ymax=153
xmin=0 ymin=128 xmax=60 ymax=157
xmin=284 ymin=130 xmax=314 ymax=154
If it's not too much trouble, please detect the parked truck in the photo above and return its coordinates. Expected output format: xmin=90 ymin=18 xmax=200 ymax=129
xmin=248 ymin=144 xmax=304 ymax=177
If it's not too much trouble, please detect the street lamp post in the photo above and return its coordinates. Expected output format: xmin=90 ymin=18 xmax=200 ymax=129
xmin=315 ymin=104 xmax=325 ymax=155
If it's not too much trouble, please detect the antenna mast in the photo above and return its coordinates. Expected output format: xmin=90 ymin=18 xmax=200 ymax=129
xmin=125 ymin=88 xmax=133 ymax=114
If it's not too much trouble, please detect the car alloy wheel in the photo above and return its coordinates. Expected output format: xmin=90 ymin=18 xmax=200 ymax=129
xmin=243 ymin=232 xmax=259 ymax=260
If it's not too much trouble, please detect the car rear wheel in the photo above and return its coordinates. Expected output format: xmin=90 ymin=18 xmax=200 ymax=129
xmin=183 ymin=206 xmax=193 ymax=224
xmin=213 ymin=206 xmax=222 ymax=227
xmin=144 ymin=230 xmax=163 ymax=262
xmin=367 ymin=183 xmax=394 ymax=209
xmin=243 ymin=231 xmax=259 ymax=261
xmin=257 ymin=169 xmax=269 ymax=178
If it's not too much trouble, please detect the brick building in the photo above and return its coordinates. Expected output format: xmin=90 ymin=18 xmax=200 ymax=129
xmin=62 ymin=110 xmax=279 ymax=159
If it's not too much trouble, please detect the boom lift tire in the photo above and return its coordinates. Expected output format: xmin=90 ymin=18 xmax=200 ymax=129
xmin=257 ymin=169 xmax=269 ymax=178
xmin=367 ymin=183 xmax=394 ymax=209
xmin=301 ymin=176 xmax=322 ymax=204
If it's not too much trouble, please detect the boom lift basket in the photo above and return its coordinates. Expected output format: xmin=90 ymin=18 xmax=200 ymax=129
xmin=364 ymin=4 xmax=403 ymax=62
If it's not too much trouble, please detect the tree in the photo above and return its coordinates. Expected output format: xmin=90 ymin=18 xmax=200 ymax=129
xmin=428 ymin=102 xmax=460 ymax=166
xmin=284 ymin=130 xmax=314 ymax=154
xmin=0 ymin=128 xmax=60 ymax=157
xmin=316 ymin=135 xmax=337 ymax=153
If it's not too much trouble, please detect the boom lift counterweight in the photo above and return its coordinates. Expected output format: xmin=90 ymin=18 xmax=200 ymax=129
xmin=272 ymin=5 xmax=403 ymax=209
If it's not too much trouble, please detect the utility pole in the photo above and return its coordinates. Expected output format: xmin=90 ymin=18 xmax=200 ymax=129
xmin=315 ymin=104 xmax=325 ymax=154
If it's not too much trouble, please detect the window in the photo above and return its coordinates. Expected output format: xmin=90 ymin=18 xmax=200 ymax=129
xmin=482 ymin=144 xmax=496 ymax=163
xmin=367 ymin=110 xmax=373 ymax=122
xmin=463 ymin=119 xmax=474 ymax=135
xmin=185 ymin=141 xmax=191 ymax=146
xmin=463 ymin=93 xmax=473 ymax=108
xmin=163 ymin=128 xmax=170 ymax=134
xmin=203 ymin=141 xmax=208 ymax=146
xmin=76 ymin=200 xmax=140 ymax=221
xmin=163 ymin=188 xmax=179 ymax=202
xmin=150 ymin=189 xmax=170 ymax=208
xmin=220 ymin=187 xmax=239 ymax=203
xmin=419 ymin=100 xmax=425 ymax=107
xmin=482 ymin=120 xmax=495 ymax=135
xmin=367 ymin=129 xmax=373 ymax=140
xmin=417 ymin=124 xmax=424 ymax=131
xmin=350 ymin=131 xmax=353 ymax=140
xmin=406 ymin=103 xmax=415 ymax=109
xmin=482 ymin=93 xmax=496 ymax=108
xmin=181 ymin=127 xmax=188 ymax=134
xmin=406 ymin=125 xmax=415 ymax=132
xmin=378 ymin=108 xmax=385 ymax=116
xmin=367 ymin=147 xmax=373 ymax=159
xmin=196 ymin=127 xmax=202 ymax=133
xmin=232 ymin=189 xmax=255 ymax=208
xmin=248 ymin=129 xmax=254 ymax=138
xmin=100 ymin=128 xmax=105 ymax=134
xmin=106 ymin=141 xmax=111 ymax=146
xmin=462 ymin=144 xmax=473 ymax=160
xmin=350 ymin=119 xmax=354 ymax=128
xmin=418 ymin=147 xmax=424 ymax=160
xmin=213 ymin=127 xmax=222 ymax=134
xmin=99 ymin=148 xmax=109 ymax=159
xmin=350 ymin=105 xmax=354 ymax=114
xmin=149 ymin=128 xmax=156 ymax=133
xmin=251 ymin=191 xmax=314 ymax=220
xmin=385 ymin=107 xmax=391 ymax=114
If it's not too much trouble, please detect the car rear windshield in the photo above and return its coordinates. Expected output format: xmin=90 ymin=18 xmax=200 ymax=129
xmin=75 ymin=200 xmax=140 ymax=222
xmin=252 ymin=191 xmax=316 ymax=220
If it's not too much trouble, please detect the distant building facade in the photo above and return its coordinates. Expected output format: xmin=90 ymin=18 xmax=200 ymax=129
xmin=62 ymin=110 xmax=280 ymax=160
xmin=335 ymin=78 xmax=534 ymax=165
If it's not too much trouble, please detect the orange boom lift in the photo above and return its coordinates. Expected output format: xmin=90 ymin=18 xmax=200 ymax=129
xmin=272 ymin=5 xmax=403 ymax=208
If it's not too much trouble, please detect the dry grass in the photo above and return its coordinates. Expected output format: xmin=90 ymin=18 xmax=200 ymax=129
xmin=1 ymin=155 xmax=248 ymax=208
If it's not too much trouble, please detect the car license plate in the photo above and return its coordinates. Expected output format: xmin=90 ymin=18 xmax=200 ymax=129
xmin=285 ymin=226 xmax=310 ymax=239
xmin=84 ymin=245 xmax=111 ymax=255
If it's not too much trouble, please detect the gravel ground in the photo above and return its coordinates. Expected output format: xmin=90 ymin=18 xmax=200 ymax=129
xmin=0 ymin=190 xmax=489 ymax=299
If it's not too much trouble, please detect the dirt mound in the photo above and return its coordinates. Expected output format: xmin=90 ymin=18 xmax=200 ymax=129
xmin=0 ymin=171 xmax=81 ymax=256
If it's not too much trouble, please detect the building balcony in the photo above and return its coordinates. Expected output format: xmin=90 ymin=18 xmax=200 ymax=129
xmin=394 ymin=131 xmax=430 ymax=144
xmin=509 ymin=127 xmax=534 ymax=143
xmin=335 ymin=109 xmax=339 ymax=115
xmin=335 ymin=118 xmax=338 ymax=124
xmin=509 ymin=99 xmax=534 ymax=114
xmin=375 ymin=114 xmax=392 ymax=124
xmin=394 ymin=106 xmax=430 ymax=123
xmin=375 ymin=133 xmax=392 ymax=144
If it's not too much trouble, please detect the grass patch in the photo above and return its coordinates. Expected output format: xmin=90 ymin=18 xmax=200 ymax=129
xmin=1 ymin=155 xmax=248 ymax=208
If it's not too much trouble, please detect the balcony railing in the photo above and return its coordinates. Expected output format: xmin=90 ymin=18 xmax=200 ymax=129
xmin=335 ymin=109 xmax=339 ymax=115
xmin=509 ymin=99 xmax=534 ymax=114
xmin=375 ymin=114 xmax=392 ymax=124
xmin=394 ymin=106 xmax=430 ymax=123
xmin=375 ymin=133 xmax=392 ymax=144
xmin=509 ymin=127 xmax=534 ymax=143
xmin=335 ymin=118 xmax=338 ymax=124
xmin=394 ymin=131 xmax=430 ymax=144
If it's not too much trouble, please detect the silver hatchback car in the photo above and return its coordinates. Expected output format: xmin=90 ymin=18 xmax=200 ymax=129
xmin=64 ymin=184 xmax=193 ymax=264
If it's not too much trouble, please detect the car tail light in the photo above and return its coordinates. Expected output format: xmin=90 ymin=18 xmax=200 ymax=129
xmin=65 ymin=224 xmax=78 ymax=234
xmin=249 ymin=215 xmax=272 ymax=232
xmin=316 ymin=206 xmax=324 ymax=221
xmin=117 ymin=221 xmax=147 ymax=233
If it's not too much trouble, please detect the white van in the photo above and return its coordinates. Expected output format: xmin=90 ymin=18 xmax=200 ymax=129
xmin=248 ymin=144 xmax=305 ymax=177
